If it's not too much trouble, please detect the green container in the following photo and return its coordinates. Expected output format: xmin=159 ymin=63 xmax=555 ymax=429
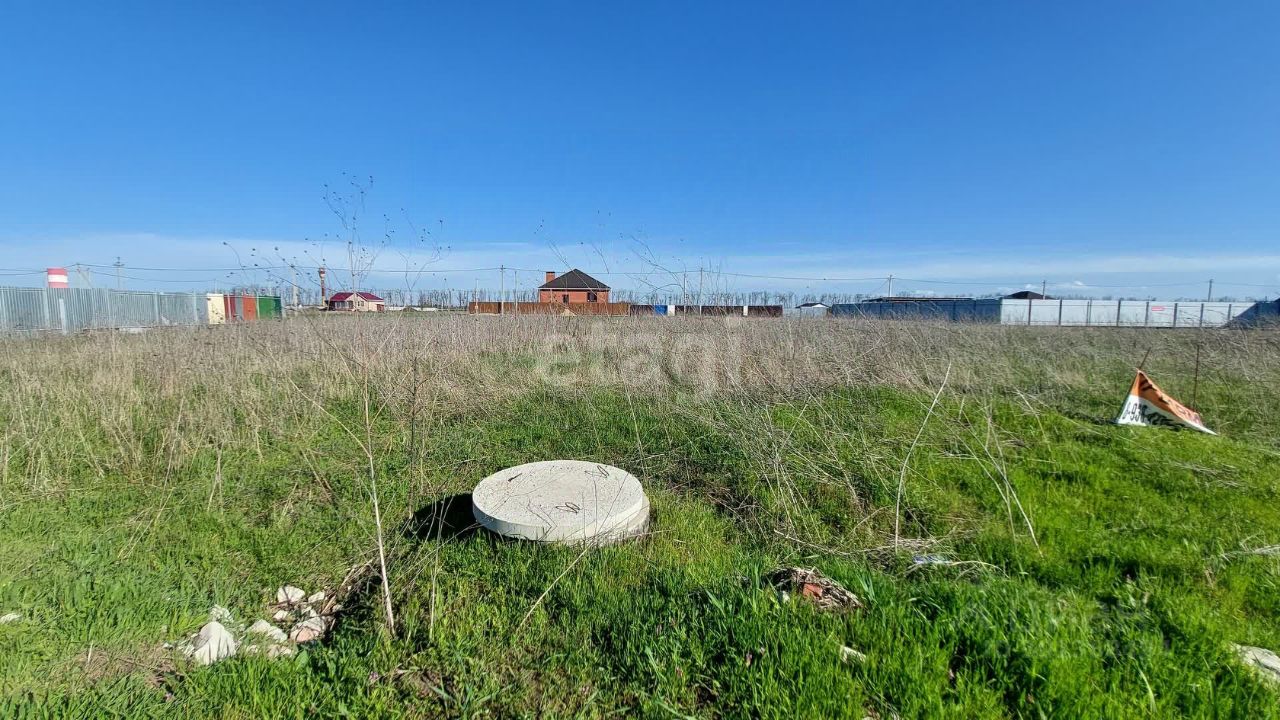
xmin=256 ymin=296 xmax=282 ymax=319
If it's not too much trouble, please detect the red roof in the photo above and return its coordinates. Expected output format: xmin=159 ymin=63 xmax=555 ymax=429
xmin=328 ymin=292 xmax=384 ymax=302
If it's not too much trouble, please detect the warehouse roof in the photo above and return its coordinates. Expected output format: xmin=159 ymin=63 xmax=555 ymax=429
xmin=329 ymin=292 xmax=384 ymax=302
xmin=539 ymin=269 xmax=610 ymax=291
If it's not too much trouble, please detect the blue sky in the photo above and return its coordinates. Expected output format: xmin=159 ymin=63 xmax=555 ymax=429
xmin=1 ymin=1 xmax=1278 ymax=299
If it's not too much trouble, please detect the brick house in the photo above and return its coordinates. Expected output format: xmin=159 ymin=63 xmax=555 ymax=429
xmin=538 ymin=269 xmax=610 ymax=304
xmin=327 ymin=291 xmax=386 ymax=312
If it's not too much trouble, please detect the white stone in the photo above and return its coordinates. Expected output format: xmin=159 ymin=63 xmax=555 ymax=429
xmin=267 ymin=644 xmax=296 ymax=659
xmin=1235 ymin=644 xmax=1280 ymax=685
xmin=840 ymin=646 xmax=867 ymax=664
xmin=272 ymin=609 xmax=291 ymax=622
xmin=247 ymin=619 xmax=287 ymax=643
xmin=276 ymin=586 xmax=306 ymax=604
xmin=471 ymin=460 xmax=650 ymax=545
xmin=307 ymin=591 xmax=326 ymax=605
xmin=290 ymin=617 xmax=326 ymax=643
xmin=0 ymin=613 xmax=20 ymax=624
xmin=208 ymin=605 xmax=233 ymax=624
xmin=188 ymin=621 xmax=237 ymax=666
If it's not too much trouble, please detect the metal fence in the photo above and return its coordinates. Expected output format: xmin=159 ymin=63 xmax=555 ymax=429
xmin=831 ymin=298 xmax=1278 ymax=327
xmin=0 ymin=287 xmax=208 ymax=334
xmin=996 ymin=299 xmax=1257 ymax=327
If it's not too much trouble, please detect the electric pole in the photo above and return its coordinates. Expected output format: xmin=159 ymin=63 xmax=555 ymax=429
xmin=886 ymin=274 xmax=893 ymax=298
xmin=1206 ymin=279 xmax=1213 ymax=302
xmin=113 ymin=257 xmax=124 ymax=290
xmin=499 ymin=264 xmax=505 ymax=315
xmin=697 ymin=265 xmax=704 ymax=313
xmin=1041 ymin=279 xmax=1047 ymax=298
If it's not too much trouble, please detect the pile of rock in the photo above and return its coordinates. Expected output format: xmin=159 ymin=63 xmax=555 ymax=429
xmin=273 ymin=584 xmax=339 ymax=644
xmin=178 ymin=584 xmax=338 ymax=667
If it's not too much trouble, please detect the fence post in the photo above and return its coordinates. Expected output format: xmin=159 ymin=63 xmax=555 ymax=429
xmin=1144 ymin=301 xmax=1150 ymax=327
xmin=1173 ymin=302 xmax=1179 ymax=328
xmin=1198 ymin=302 xmax=1205 ymax=328
xmin=58 ymin=298 xmax=68 ymax=334
xmin=1115 ymin=299 xmax=1122 ymax=327
xmin=41 ymin=289 xmax=51 ymax=332
xmin=0 ymin=290 xmax=8 ymax=331
xmin=1057 ymin=299 xmax=1064 ymax=326
xmin=152 ymin=293 xmax=161 ymax=326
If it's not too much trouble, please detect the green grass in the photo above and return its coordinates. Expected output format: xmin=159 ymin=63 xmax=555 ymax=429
xmin=2 ymin=324 xmax=1280 ymax=718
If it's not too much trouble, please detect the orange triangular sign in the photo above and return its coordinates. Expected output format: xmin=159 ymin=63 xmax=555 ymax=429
xmin=1115 ymin=370 xmax=1215 ymax=434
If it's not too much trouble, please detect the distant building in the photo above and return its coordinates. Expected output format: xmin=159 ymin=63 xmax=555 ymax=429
xmin=784 ymin=302 xmax=829 ymax=318
xmin=1003 ymin=290 xmax=1052 ymax=300
xmin=327 ymin=291 xmax=385 ymax=312
xmin=538 ymin=269 xmax=610 ymax=304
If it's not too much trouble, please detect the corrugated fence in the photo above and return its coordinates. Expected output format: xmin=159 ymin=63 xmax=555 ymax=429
xmin=0 ymin=287 xmax=282 ymax=334
xmin=468 ymin=301 xmax=632 ymax=316
xmin=831 ymin=298 xmax=1278 ymax=327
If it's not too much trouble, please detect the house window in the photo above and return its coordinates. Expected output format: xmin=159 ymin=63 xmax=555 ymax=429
xmin=562 ymin=294 xmax=570 ymax=304
xmin=587 ymin=291 xmax=598 ymax=303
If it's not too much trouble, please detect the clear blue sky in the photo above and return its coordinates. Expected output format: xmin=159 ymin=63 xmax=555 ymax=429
xmin=1 ymin=1 xmax=1278 ymax=298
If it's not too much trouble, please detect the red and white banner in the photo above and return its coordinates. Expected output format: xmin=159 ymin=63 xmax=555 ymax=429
xmin=1115 ymin=370 xmax=1214 ymax=434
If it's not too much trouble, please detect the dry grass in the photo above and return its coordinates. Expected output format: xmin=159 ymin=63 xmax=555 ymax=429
xmin=3 ymin=313 xmax=1277 ymax=503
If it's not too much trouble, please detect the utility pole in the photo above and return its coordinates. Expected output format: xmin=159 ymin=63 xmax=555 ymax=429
xmin=1206 ymin=279 xmax=1214 ymax=302
xmin=113 ymin=257 xmax=124 ymax=290
xmin=499 ymin=264 xmax=505 ymax=315
xmin=697 ymin=265 xmax=704 ymax=313
xmin=318 ymin=266 xmax=327 ymax=307
xmin=886 ymin=274 xmax=893 ymax=298
xmin=292 ymin=267 xmax=299 ymax=308
xmin=1041 ymin=279 xmax=1047 ymax=298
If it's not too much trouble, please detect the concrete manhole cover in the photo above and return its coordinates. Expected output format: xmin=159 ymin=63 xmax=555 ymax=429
xmin=471 ymin=460 xmax=650 ymax=544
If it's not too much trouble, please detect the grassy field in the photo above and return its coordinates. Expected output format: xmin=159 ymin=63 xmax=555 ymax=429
xmin=1 ymin=314 xmax=1279 ymax=718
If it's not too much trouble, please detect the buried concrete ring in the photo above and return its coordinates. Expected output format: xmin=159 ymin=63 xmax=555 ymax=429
xmin=471 ymin=460 xmax=650 ymax=545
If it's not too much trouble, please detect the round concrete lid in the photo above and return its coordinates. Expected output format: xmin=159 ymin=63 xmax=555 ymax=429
xmin=472 ymin=460 xmax=649 ymax=544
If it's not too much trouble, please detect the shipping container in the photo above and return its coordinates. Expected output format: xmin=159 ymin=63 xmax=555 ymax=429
xmin=242 ymin=296 xmax=257 ymax=321
xmin=255 ymin=296 xmax=277 ymax=319
xmin=206 ymin=294 xmax=226 ymax=324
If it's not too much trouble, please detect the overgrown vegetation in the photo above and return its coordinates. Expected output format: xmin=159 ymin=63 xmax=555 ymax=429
xmin=2 ymin=315 xmax=1279 ymax=717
